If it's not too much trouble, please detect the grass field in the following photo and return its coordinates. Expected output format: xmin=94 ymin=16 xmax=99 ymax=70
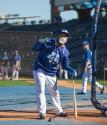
xmin=0 ymin=80 xmax=34 ymax=86
xmin=0 ymin=79 xmax=106 ymax=87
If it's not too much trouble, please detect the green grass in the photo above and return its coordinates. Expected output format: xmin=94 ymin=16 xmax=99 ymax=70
xmin=0 ymin=80 xmax=34 ymax=87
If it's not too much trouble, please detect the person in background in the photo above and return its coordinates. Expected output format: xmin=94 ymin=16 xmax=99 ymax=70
xmin=11 ymin=50 xmax=21 ymax=80
xmin=59 ymin=65 xmax=68 ymax=80
xmin=0 ymin=52 xmax=10 ymax=80
xmin=77 ymin=41 xmax=104 ymax=95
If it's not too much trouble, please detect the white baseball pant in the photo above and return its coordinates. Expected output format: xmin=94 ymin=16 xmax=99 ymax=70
xmin=33 ymin=69 xmax=63 ymax=115
xmin=12 ymin=65 xmax=19 ymax=80
xmin=1 ymin=66 xmax=9 ymax=80
xmin=60 ymin=69 xmax=68 ymax=80
xmin=82 ymin=69 xmax=103 ymax=93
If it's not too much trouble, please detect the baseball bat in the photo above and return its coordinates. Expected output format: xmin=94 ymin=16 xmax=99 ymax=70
xmin=72 ymin=79 xmax=77 ymax=118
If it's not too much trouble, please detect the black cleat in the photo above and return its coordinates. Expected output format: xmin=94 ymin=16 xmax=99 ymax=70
xmin=58 ymin=112 xmax=68 ymax=117
xmin=100 ymin=86 xmax=104 ymax=94
xmin=48 ymin=117 xmax=52 ymax=122
xmin=39 ymin=113 xmax=46 ymax=119
xmin=77 ymin=92 xmax=86 ymax=95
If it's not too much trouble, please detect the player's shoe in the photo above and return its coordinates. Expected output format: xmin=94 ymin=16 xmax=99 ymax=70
xmin=77 ymin=91 xmax=86 ymax=95
xmin=39 ymin=113 xmax=46 ymax=119
xmin=100 ymin=86 xmax=104 ymax=94
xmin=58 ymin=112 xmax=68 ymax=117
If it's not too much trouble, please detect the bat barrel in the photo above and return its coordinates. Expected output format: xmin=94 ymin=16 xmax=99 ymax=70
xmin=72 ymin=79 xmax=78 ymax=118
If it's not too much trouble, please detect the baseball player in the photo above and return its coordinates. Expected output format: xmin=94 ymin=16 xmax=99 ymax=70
xmin=11 ymin=50 xmax=21 ymax=80
xmin=0 ymin=52 xmax=10 ymax=80
xmin=77 ymin=41 xmax=104 ymax=94
xmin=32 ymin=29 xmax=77 ymax=119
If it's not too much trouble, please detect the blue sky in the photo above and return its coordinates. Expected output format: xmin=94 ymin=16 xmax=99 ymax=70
xmin=0 ymin=0 xmax=77 ymax=21
xmin=0 ymin=0 xmax=50 ymax=20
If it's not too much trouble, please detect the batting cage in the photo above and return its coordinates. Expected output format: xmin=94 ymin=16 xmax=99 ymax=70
xmin=91 ymin=0 xmax=107 ymax=116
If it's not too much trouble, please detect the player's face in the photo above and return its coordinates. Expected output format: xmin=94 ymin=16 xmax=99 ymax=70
xmin=83 ymin=44 xmax=89 ymax=50
xmin=4 ymin=52 xmax=7 ymax=56
xmin=58 ymin=33 xmax=68 ymax=45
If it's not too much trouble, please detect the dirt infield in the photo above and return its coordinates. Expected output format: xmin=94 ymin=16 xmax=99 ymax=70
xmin=21 ymin=78 xmax=107 ymax=91
xmin=21 ymin=78 xmax=87 ymax=88
xmin=0 ymin=110 xmax=107 ymax=124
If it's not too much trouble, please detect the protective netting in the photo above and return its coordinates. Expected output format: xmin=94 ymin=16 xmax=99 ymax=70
xmin=91 ymin=0 xmax=107 ymax=116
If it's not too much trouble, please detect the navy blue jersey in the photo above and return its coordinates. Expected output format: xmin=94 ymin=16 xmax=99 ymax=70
xmin=1 ymin=56 xmax=9 ymax=67
xmin=32 ymin=38 xmax=75 ymax=76
xmin=12 ymin=55 xmax=21 ymax=65
xmin=82 ymin=49 xmax=92 ymax=68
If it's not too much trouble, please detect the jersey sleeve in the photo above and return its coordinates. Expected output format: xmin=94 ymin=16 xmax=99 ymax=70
xmin=32 ymin=38 xmax=44 ymax=51
xmin=18 ymin=56 xmax=21 ymax=61
xmin=61 ymin=49 xmax=76 ymax=76
xmin=85 ymin=50 xmax=91 ymax=62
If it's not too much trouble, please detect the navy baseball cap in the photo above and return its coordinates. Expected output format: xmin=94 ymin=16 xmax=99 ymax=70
xmin=59 ymin=29 xmax=69 ymax=36
xmin=83 ymin=41 xmax=89 ymax=45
